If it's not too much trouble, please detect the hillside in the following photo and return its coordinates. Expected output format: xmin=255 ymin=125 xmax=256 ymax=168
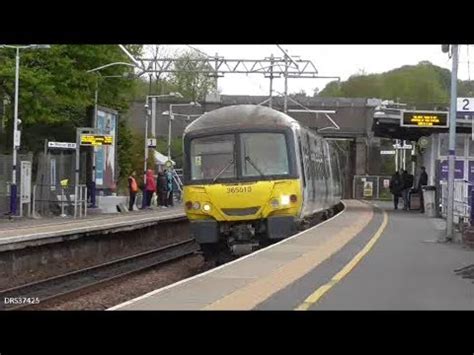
xmin=319 ymin=61 xmax=474 ymax=107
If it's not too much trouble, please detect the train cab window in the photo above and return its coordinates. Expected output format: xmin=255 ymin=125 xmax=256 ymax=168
xmin=190 ymin=135 xmax=236 ymax=181
xmin=240 ymin=133 xmax=289 ymax=177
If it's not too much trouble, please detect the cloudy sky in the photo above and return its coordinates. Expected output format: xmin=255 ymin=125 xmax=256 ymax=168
xmin=144 ymin=45 xmax=474 ymax=96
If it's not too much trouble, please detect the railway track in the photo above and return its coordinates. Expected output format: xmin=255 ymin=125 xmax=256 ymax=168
xmin=0 ymin=239 xmax=199 ymax=310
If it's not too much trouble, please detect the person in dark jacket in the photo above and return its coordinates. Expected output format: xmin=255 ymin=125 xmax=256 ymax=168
xmin=158 ymin=171 xmax=168 ymax=208
xmin=401 ymin=170 xmax=414 ymax=210
xmin=389 ymin=170 xmax=403 ymax=210
xmin=418 ymin=166 xmax=428 ymax=213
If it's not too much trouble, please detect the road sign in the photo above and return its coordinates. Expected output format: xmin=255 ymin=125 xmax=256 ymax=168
xmin=401 ymin=110 xmax=449 ymax=128
xmin=48 ymin=141 xmax=77 ymax=149
xmin=165 ymin=160 xmax=173 ymax=168
xmin=457 ymin=97 xmax=474 ymax=113
xmin=80 ymin=134 xmax=113 ymax=146
xmin=147 ymin=138 xmax=157 ymax=148
xmin=380 ymin=150 xmax=396 ymax=155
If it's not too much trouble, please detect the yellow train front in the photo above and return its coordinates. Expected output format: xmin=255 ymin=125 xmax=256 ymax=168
xmin=182 ymin=105 xmax=342 ymax=258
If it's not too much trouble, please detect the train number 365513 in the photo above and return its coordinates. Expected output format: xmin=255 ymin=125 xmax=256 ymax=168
xmin=227 ymin=186 xmax=252 ymax=193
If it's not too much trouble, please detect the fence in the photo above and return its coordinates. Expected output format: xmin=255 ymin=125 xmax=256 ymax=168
xmin=440 ymin=180 xmax=472 ymax=225
xmin=32 ymin=184 xmax=88 ymax=218
xmin=352 ymin=175 xmax=393 ymax=200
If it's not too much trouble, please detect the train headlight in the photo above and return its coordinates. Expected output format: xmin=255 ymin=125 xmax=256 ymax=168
xmin=203 ymin=203 xmax=211 ymax=212
xmin=270 ymin=199 xmax=279 ymax=208
xmin=280 ymin=195 xmax=290 ymax=206
xmin=192 ymin=202 xmax=201 ymax=210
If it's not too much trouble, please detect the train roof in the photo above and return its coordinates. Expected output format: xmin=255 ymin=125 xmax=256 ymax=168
xmin=184 ymin=105 xmax=299 ymax=136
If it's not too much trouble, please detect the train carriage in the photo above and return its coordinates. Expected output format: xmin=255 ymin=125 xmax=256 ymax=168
xmin=182 ymin=105 xmax=342 ymax=258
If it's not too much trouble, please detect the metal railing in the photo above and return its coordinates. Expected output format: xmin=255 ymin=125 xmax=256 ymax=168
xmin=32 ymin=184 xmax=88 ymax=218
xmin=440 ymin=180 xmax=472 ymax=225
xmin=352 ymin=175 xmax=393 ymax=200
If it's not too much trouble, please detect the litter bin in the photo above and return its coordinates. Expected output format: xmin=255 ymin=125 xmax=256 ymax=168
xmin=409 ymin=188 xmax=421 ymax=210
xmin=423 ymin=186 xmax=436 ymax=217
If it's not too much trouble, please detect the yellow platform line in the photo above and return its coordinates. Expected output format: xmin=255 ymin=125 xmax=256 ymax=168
xmin=295 ymin=209 xmax=388 ymax=310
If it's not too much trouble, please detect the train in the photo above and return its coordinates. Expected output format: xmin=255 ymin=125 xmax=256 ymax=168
xmin=182 ymin=105 xmax=343 ymax=258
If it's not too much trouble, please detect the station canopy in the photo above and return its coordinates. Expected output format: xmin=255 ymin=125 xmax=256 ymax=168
xmin=153 ymin=150 xmax=175 ymax=166
xmin=372 ymin=105 xmax=472 ymax=141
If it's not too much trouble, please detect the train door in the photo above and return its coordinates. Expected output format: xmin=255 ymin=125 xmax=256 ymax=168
xmin=297 ymin=134 xmax=308 ymax=216
xmin=322 ymin=140 xmax=332 ymax=206
xmin=315 ymin=136 xmax=329 ymax=209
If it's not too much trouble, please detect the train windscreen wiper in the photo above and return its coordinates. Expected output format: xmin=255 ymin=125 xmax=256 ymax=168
xmin=212 ymin=159 xmax=235 ymax=183
xmin=245 ymin=156 xmax=267 ymax=179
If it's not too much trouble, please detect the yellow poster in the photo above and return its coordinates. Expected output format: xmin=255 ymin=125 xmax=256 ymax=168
xmin=363 ymin=181 xmax=373 ymax=198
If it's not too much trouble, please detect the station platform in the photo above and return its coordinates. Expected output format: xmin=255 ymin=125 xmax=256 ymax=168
xmin=111 ymin=200 xmax=474 ymax=310
xmin=0 ymin=206 xmax=186 ymax=252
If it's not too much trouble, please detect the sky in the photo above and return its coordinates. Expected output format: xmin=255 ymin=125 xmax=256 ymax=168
xmin=142 ymin=45 xmax=474 ymax=96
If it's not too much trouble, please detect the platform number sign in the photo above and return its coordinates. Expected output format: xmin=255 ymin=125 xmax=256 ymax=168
xmin=458 ymin=98 xmax=474 ymax=140
xmin=457 ymin=97 xmax=474 ymax=113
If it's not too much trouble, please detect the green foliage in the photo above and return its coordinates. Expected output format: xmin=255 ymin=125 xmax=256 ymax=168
xmin=155 ymin=137 xmax=184 ymax=168
xmin=319 ymin=61 xmax=474 ymax=107
xmin=131 ymin=76 xmax=180 ymax=101
xmin=169 ymin=50 xmax=216 ymax=101
xmin=0 ymin=45 xmax=143 ymax=153
xmin=0 ymin=45 xmax=145 ymax=195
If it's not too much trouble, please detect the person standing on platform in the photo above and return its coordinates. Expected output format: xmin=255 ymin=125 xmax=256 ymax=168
xmin=401 ymin=170 xmax=414 ymax=210
xmin=158 ymin=171 xmax=168 ymax=208
xmin=166 ymin=169 xmax=174 ymax=207
xmin=418 ymin=166 xmax=428 ymax=213
xmin=145 ymin=169 xmax=156 ymax=208
xmin=128 ymin=171 xmax=138 ymax=211
xmin=389 ymin=170 xmax=403 ymax=210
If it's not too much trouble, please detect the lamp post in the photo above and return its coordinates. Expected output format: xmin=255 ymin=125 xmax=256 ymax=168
xmin=86 ymin=63 xmax=137 ymax=207
xmin=0 ymin=44 xmax=50 ymax=216
xmin=141 ymin=92 xmax=183 ymax=208
xmin=163 ymin=102 xmax=201 ymax=162
xmin=446 ymin=45 xmax=459 ymax=241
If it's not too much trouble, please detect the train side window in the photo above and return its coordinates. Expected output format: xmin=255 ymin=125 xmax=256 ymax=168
xmin=298 ymin=136 xmax=306 ymax=187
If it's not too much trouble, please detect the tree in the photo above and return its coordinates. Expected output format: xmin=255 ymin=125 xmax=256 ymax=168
xmin=0 ymin=45 xmax=143 ymax=153
xmin=0 ymin=45 xmax=143 ymax=190
xmin=318 ymin=61 xmax=461 ymax=106
xmin=289 ymin=89 xmax=308 ymax=99
xmin=319 ymin=80 xmax=343 ymax=97
xmin=169 ymin=50 xmax=216 ymax=101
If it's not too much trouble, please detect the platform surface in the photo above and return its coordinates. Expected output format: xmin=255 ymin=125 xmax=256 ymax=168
xmin=112 ymin=200 xmax=474 ymax=310
xmin=0 ymin=206 xmax=185 ymax=250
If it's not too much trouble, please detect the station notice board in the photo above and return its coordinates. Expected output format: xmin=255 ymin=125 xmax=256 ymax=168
xmin=80 ymin=134 xmax=113 ymax=146
xmin=401 ymin=111 xmax=449 ymax=128
xmin=363 ymin=181 xmax=373 ymax=198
